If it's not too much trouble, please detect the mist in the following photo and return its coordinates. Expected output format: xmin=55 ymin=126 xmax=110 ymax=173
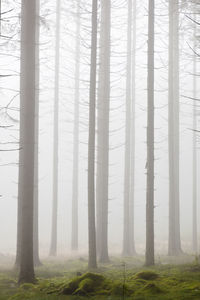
xmin=0 ymin=0 xmax=200 ymax=297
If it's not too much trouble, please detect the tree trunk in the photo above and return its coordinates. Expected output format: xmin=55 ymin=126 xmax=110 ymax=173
xmin=129 ymin=0 xmax=137 ymax=256
xmin=16 ymin=175 xmax=22 ymax=267
xmin=71 ymin=0 xmax=81 ymax=252
xmin=88 ymin=0 xmax=98 ymax=270
xmin=49 ymin=0 xmax=61 ymax=257
xmin=96 ymin=0 xmax=111 ymax=263
xmin=168 ymin=0 xmax=182 ymax=256
xmin=192 ymin=17 xmax=197 ymax=253
xmin=33 ymin=0 xmax=42 ymax=267
xmin=123 ymin=0 xmax=137 ymax=257
xmin=18 ymin=0 xmax=36 ymax=284
xmin=145 ymin=0 xmax=155 ymax=267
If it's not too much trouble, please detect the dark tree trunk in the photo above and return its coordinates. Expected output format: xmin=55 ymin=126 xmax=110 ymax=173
xmin=145 ymin=0 xmax=155 ymax=267
xmin=18 ymin=0 xmax=36 ymax=284
xmin=88 ymin=0 xmax=98 ymax=270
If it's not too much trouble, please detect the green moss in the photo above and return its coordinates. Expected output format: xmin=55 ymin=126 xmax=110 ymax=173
xmin=78 ymin=278 xmax=94 ymax=292
xmin=2 ymin=257 xmax=200 ymax=299
xmin=19 ymin=283 xmax=36 ymax=291
xmin=62 ymin=272 xmax=108 ymax=296
xmin=135 ymin=270 xmax=159 ymax=280
xmin=143 ymin=282 xmax=163 ymax=294
xmin=73 ymin=277 xmax=99 ymax=295
xmin=62 ymin=277 xmax=80 ymax=295
xmin=111 ymin=281 xmax=132 ymax=296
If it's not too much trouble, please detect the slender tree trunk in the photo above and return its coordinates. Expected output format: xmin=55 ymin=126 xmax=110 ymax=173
xmin=168 ymin=0 xmax=182 ymax=256
xmin=192 ymin=18 xmax=197 ymax=253
xmin=96 ymin=0 xmax=110 ymax=263
xmin=49 ymin=0 xmax=61 ymax=257
xmin=123 ymin=0 xmax=133 ymax=257
xmin=88 ymin=0 xmax=98 ymax=270
xmin=145 ymin=0 xmax=155 ymax=267
xmin=129 ymin=0 xmax=137 ymax=256
xmin=71 ymin=0 xmax=81 ymax=252
xmin=16 ymin=175 xmax=22 ymax=267
xmin=33 ymin=0 xmax=42 ymax=267
xmin=18 ymin=0 xmax=36 ymax=284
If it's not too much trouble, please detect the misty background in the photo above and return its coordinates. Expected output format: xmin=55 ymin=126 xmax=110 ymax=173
xmin=0 ymin=0 xmax=199 ymax=256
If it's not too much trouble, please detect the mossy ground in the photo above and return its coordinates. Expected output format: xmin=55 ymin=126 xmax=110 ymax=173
xmin=0 ymin=255 xmax=200 ymax=299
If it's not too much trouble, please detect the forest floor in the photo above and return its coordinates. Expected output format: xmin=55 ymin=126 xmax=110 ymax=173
xmin=0 ymin=254 xmax=200 ymax=299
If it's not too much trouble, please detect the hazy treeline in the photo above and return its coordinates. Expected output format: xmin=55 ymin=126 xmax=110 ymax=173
xmin=0 ymin=0 xmax=199 ymax=283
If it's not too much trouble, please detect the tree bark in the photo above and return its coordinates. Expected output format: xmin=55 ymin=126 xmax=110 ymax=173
xmin=96 ymin=0 xmax=111 ymax=263
xmin=168 ymin=0 xmax=182 ymax=256
xmin=18 ymin=0 xmax=36 ymax=284
xmin=145 ymin=0 xmax=155 ymax=267
xmin=88 ymin=0 xmax=98 ymax=270
xmin=49 ymin=0 xmax=61 ymax=257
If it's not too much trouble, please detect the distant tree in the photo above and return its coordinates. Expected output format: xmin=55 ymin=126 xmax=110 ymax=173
xmin=123 ymin=0 xmax=137 ymax=257
xmin=71 ymin=0 xmax=81 ymax=252
xmin=145 ymin=0 xmax=155 ymax=267
xmin=191 ymin=4 xmax=198 ymax=254
xmin=96 ymin=0 xmax=111 ymax=263
xmin=129 ymin=0 xmax=137 ymax=256
xmin=49 ymin=0 xmax=61 ymax=257
xmin=88 ymin=0 xmax=98 ymax=270
xmin=168 ymin=0 xmax=182 ymax=256
xmin=18 ymin=0 xmax=36 ymax=284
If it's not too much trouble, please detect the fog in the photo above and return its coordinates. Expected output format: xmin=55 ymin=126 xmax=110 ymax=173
xmin=0 ymin=0 xmax=199 ymax=261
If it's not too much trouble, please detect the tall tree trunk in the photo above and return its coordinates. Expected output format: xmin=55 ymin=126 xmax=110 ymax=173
xmin=15 ymin=0 xmax=40 ymax=269
xmin=33 ymin=0 xmax=42 ymax=267
xmin=192 ymin=17 xmax=197 ymax=253
xmin=49 ymin=0 xmax=61 ymax=257
xmin=168 ymin=0 xmax=182 ymax=256
xmin=123 ymin=0 xmax=135 ymax=257
xmin=129 ymin=0 xmax=137 ymax=256
xmin=71 ymin=0 xmax=81 ymax=252
xmin=88 ymin=0 xmax=98 ymax=270
xmin=145 ymin=0 xmax=155 ymax=267
xmin=96 ymin=0 xmax=110 ymax=263
xmin=18 ymin=0 xmax=36 ymax=284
